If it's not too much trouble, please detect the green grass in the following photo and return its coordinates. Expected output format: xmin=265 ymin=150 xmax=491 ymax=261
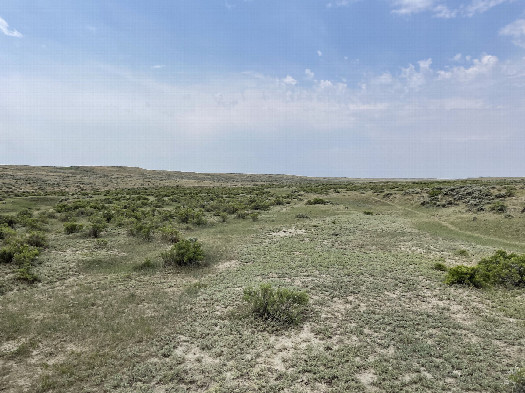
xmin=0 ymin=174 xmax=524 ymax=392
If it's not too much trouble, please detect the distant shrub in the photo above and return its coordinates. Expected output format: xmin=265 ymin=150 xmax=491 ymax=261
xmin=295 ymin=213 xmax=310 ymax=219
xmin=161 ymin=238 xmax=204 ymax=267
xmin=306 ymin=198 xmax=329 ymax=205
xmin=219 ymin=212 xmax=228 ymax=222
xmin=16 ymin=265 xmax=40 ymax=283
xmin=509 ymin=367 xmax=525 ymax=393
xmin=445 ymin=265 xmax=483 ymax=287
xmin=87 ymin=217 xmax=107 ymax=238
xmin=159 ymin=225 xmax=181 ymax=244
xmin=25 ymin=231 xmax=48 ymax=248
xmin=455 ymin=249 xmax=470 ymax=257
xmin=250 ymin=212 xmax=260 ymax=221
xmin=432 ymin=262 xmax=448 ymax=271
xmin=0 ymin=225 xmax=16 ymax=240
xmin=243 ymin=283 xmax=309 ymax=325
xmin=133 ymin=258 xmax=156 ymax=271
xmin=64 ymin=222 xmax=84 ymax=234
xmin=489 ymin=201 xmax=507 ymax=213
xmin=94 ymin=239 xmax=108 ymax=249
xmin=235 ymin=210 xmax=248 ymax=219
xmin=127 ymin=220 xmax=155 ymax=241
xmin=363 ymin=211 xmax=374 ymax=215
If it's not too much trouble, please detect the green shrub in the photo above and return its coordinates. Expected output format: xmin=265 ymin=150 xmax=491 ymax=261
xmin=445 ymin=265 xmax=483 ymax=287
xmin=243 ymin=283 xmax=309 ymax=325
xmin=87 ymin=217 xmax=107 ymax=238
xmin=159 ymin=225 xmax=181 ymax=244
xmin=133 ymin=258 xmax=157 ymax=271
xmin=363 ymin=211 xmax=374 ymax=215
xmin=509 ymin=367 xmax=525 ymax=393
xmin=161 ymin=239 xmax=204 ymax=267
xmin=0 ymin=225 xmax=16 ymax=240
xmin=12 ymin=244 xmax=39 ymax=266
xmin=94 ymin=239 xmax=108 ymax=249
xmin=455 ymin=249 xmax=470 ymax=257
xmin=250 ymin=212 xmax=260 ymax=221
xmin=64 ymin=222 xmax=84 ymax=234
xmin=489 ymin=201 xmax=507 ymax=213
xmin=476 ymin=250 xmax=525 ymax=288
xmin=127 ymin=220 xmax=155 ymax=241
xmin=432 ymin=262 xmax=448 ymax=271
xmin=16 ymin=265 xmax=40 ymax=283
xmin=25 ymin=231 xmax=48 ymax=248
xmin=295 ymin=213 xmax=310 ymax=219
xmin=305 ymin=198 xmax=328 ymax=205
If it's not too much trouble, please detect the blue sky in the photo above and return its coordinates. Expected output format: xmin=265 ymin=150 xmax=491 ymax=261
xmin=1 ymin=0 xmax=525 ymax=177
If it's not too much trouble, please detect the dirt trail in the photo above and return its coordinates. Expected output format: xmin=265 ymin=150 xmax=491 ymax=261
xmin=370 ymin=195 xmax=525 ymax=249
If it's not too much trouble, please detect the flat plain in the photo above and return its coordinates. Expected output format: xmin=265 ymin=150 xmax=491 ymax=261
xmin=0 ymin=166 xmax=524 ymax=392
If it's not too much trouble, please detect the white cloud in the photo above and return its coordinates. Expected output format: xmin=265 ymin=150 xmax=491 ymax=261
xmin=500 ymin=19 xmax=525 ymax=48
xmin=464 ymin=0 xmax=513 ymax=17
xmin=453 ymin=53 xmax=462 ymax=62
xmin=2 ymin=54 xmax=525 ymax=177
xmin=0 ymin=16 xmax=22 ymax=38
xmin=282 ymin=75 xmax=297 ymax=85
xmin=317 ymin=50 xmax=323 ymax=57
xmin=305 ymin=69 xmax=315 ymax=80
xmin=389 ymin=0 xmax=513 ymax=18
xmin=391 ymin=0 xmax=436 ymax=15
xmin=326 ymin=0 xmax=360 ymax=8
xmin=437 ymin=55 xmax=498 ymax=82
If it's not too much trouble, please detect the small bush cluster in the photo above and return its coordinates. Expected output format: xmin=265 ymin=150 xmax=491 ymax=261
xmin=161 ymin=238 xmax=204 ymax=267
xmin=159 ymin=225 xmax=181 ymax=244
xmin=243 ymin=283 xmax=309 ymax=325
xmin=64 ymin=222 xmax=83 ymax=234
xmin=445 ymin=250 xmax=525 ymax=288
xmin=509 ymin=367 xmax=525 ymax=393
xmin=305 ymin=198 xmax=329 ymax=205
xmin=0 ymin=238 xmax=41 ymax=283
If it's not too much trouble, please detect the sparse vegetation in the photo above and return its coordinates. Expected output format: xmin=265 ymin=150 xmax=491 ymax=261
xmin=243 ymin=283 xmax=309 ymax=326
xmin=0 ymin=167 xmax=524 ymax=392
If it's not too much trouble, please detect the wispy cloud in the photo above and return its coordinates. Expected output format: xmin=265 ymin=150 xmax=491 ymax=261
xmin=2 ymin=53 xmax=524 ymax=176
xmin=152 ymin=65 xmax=165 ymax=69
xmin=362 ymin=0 xmax=515 ymax=18
xmin=500 ymin=18 xmax=525 ymax=48
xmin=0 ymin=16 xmax=22 ymax=38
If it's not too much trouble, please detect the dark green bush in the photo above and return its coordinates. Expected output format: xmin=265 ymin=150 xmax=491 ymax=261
xmin=444 ymin=265 xmax=483 ymax=287
xmin=489 ymin=201 xmax=507 ymax=213
xmin=133 ymin=258 xmax=157 ymax=271
xmin=87 ymin=217 xmax=107 ymax=238
xmin=159 ymin=225 xmax=181 ymax=244
xmin=0 ymin=225 xmax=16 ymax=240
xmin=243 ymin=283 xmax=309 ymax=325
xmin=25 ymin=231 xmax=48 ymax=248
xmin=127 ymin=220 xmax=155 ymax=241
xmin=161 ymin=239 xmax=204 ymax=267
xmin=295 ymin=213 xmax=310 ymax=219
xmin=64 ymin=222 xmax=84 ymax=234
xmin=444 ymin=250 xmax=525 ymax=288
xmin=363 ymin=211 xmax=374 ymax=215
xmin=476 ymin=250 xmax=525 ymax=288
xmin=305 ymin=198 xmax=329 ymax=205
xmin=16 ymin=265 xmax=40 ymax=283
xmin=432 ymin=262 xmax=448 ymax=271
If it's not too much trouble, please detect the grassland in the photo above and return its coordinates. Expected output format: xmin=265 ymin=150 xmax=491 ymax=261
xmin=0 ymin=166 xmax=524 ymax=392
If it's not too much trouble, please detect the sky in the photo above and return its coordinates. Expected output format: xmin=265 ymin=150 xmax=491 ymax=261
xmin=1 ymin=0 xmax=525 ymax=178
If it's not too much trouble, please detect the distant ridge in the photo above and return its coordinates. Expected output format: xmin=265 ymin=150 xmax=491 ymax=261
xmin=0 ymin=165 xmax=521 ymax=195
